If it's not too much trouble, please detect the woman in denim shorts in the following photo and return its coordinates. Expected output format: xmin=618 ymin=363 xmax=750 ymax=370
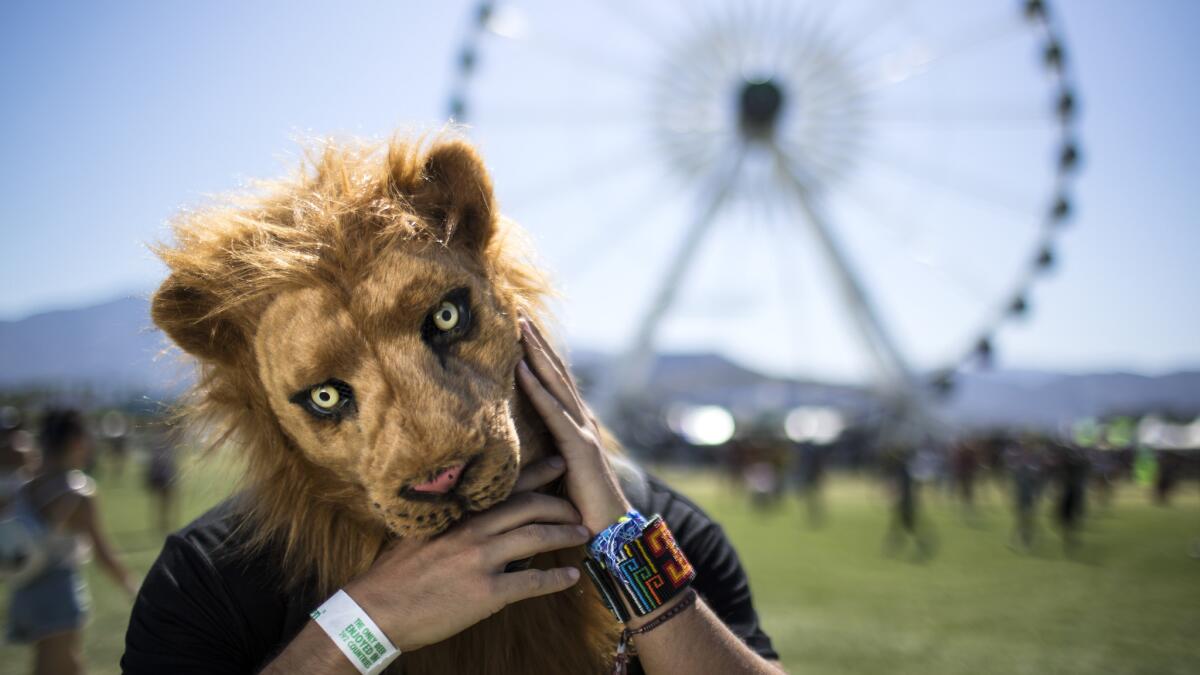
xmin=5 ymin=410 xmax=137 ymax=675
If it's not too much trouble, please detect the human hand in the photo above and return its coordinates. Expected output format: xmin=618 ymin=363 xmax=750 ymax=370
xmin=344 ymin=459 xmax=587 ymax=652
xmin=515 ymin=317 xmax=633 ymax=535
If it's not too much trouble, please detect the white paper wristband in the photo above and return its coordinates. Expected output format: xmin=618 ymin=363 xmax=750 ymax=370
xmin=310 ymin=590 xmax=401 ymax=675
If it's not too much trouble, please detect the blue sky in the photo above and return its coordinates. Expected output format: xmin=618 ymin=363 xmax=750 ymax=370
xmin=1 ymin=0 xmax=1197 ymax=381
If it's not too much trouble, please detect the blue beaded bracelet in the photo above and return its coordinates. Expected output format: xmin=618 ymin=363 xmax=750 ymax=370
xmin=588 ymin=510 xmax=647 ymax=568
xmin=585 ymin=509 xmax=696 ymax=618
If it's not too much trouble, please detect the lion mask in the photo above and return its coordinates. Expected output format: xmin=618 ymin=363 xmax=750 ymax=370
xmin=150 ymin=135 xmax=581 ymax=589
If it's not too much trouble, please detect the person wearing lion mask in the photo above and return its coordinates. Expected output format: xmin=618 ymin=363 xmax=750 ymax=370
xmin=121 ymin=135 xmax=783 ymax=674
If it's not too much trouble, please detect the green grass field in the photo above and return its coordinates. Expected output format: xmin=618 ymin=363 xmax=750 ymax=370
xmin=3 ymin=456 xmax=1198 ymax=674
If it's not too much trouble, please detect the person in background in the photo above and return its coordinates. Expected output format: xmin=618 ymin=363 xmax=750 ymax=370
xmin=795 ymin=441 xmax=828 ymax=527
xmin=950 ymin=440 xmax=980 ymax=521
xmin=143 ymin=424 xmax=179 ymax=534
xmin=99 ymin=410 xmax=130 ymax=480
xmin=882 ymin=445 xmax=936 ymax=561
xmin=0 ymin=408 xmax=34 ymax=510
xmin=1051 ymin=440 xmax=1089 ymax=553
xmin=1007 ymin=436 xmax=1044 ymax=553
xmin=6 ymin=408 xmax=137 ymax=675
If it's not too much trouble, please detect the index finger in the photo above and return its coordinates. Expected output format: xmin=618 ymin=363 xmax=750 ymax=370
xmin=521 ymin=317 xmax=579 ymax=389
xmin=470 ymin=491 xmax=581 ymax=536
xmin=522 ymin=320 xmax=603 ymax=435
xmin=520 ymin=321 xmax=588 ymax=426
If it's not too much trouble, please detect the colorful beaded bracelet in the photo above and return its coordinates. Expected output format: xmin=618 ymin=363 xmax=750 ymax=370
xmin=585 ymin=510 xmax=697 ymax=619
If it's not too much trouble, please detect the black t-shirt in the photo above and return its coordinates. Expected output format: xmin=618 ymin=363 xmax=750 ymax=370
xmin=121 ymin=470 xmax=779 ymax=673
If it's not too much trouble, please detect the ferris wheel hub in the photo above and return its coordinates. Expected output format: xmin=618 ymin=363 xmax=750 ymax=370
xmin=738 ymin=77 xmax=786 ymax=140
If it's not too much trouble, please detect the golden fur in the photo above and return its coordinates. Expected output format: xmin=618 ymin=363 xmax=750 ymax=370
xmin=151 ymin=133 xmax=618 ymax=673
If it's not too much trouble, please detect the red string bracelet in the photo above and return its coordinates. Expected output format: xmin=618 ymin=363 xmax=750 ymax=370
xmin=626 ymin=587 xmax=698 ymax=638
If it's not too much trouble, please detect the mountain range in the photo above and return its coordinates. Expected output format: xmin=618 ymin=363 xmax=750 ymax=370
xmin=2 ymin=296 xmax=1198 ymax=428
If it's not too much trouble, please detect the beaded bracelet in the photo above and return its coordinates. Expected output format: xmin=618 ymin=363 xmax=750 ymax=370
xmin=626 ymin=587 xmax=699 ymax=638
xmin=612 ymin=589 xmax=700 ymax=675
xmin=588 ymin=510 xmax=647 ymax=566
xmin=586 ymin=510 xmax=697 ymax=619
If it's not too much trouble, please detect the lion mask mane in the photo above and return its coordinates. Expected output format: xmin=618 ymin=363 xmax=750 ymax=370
xmin=151 ymin=134 xmax=618 ymax=673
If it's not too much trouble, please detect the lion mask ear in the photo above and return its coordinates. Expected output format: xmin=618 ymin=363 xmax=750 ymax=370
xmin=404 ymin=140 xmax=498 ymax=256
xmin=151 ymin=275 xmax=247 ymax=366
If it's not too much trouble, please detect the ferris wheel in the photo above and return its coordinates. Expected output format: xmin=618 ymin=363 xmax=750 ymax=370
xmin=446 ymin=0 xmax=1081 ymax=425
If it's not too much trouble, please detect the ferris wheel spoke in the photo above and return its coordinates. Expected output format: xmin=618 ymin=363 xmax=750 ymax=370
xmin=776 ymin=9 xmax=829 ymax=74
xmin=558 ymin=165 xmax=680 ymax=283
xmin=738 ymin=174 xmax=812 ymax=374
xmin=782 ymin=8 xmax=869 ymax=89
xmin=776 ymin=132 xmax=863 ymax=187
xmin=596 ymin=1 xmax=673 ymax=56
xmin=502 ymin=140 xmax=661 ymax=212
xmin=669 ymin=0 xmax=733 ymax=79
xmin=739 ymin=0 xmax=791 ymax=70
xmin=753 ymin=0 xmax=793 ymax=66
xmin=487 ymin=17 xmax=648 ymax=86
xmin=767 ymin=211 xmax=808 ymax=374
xmin=856 ymin=143 xmax=1041 ymax=224
xmin=796 ymin=112 xmax=870 ymax=138
xmin=654 ymin=54 xmax=726 ymax=109
xmin=701 ymin=4 xmax=750 ymax=80
xmin=785 ymin=20 xmax=856 ymax=91
xmin=593 ymin=141 xmax=750 ymax=417
xmin=869 ymin=102 xmax=1051 ymax=128
xmin=472 ymin=105 xmax=651 ymax=129
xmin=652 ymin=11 xmax=737 ymax=108
xmin=767 ymin=3 xmax=821 ymax=74
xmin=856 ymin=12 xmax=1027 ymax=91
xmin=835 ymin=181 xmax=1001 ymax=303
xmin=770 ymin=140 xmax=916 ymax=390
xmin=654 ymin=137 xmax=726 ymax=178
xmin=840 ymin=0 xmax=920 ymax=58
xmin=801 ymin=67 xmax=869 ymax=104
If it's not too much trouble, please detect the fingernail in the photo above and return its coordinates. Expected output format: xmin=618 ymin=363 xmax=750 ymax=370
xmin=576 ymin=525 xmax=591 ymax=537
xmin=548 ymin=456 xmax=564 ymax=469
xmin=517 ymin=359 xmax=529 ymax=374
xmin=566 ymin=567 xmax=580 ymax=581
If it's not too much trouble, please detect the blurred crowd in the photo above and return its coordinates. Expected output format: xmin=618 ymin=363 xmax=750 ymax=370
xmin=627 ymin=406 xmax=1200 ymax=562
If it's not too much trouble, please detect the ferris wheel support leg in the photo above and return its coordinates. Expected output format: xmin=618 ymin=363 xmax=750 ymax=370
xmin=768 ymin=142 xmax=926 ymax=403
xmin=592 ymin=144 xmax=749 ymax=422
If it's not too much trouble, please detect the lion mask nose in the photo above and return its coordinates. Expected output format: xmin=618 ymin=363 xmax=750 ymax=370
xmin=409 ymin=463 xmax=465 ymax=494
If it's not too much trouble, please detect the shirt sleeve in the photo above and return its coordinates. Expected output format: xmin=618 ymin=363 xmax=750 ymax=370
xmin=652 ymin=481 xmax=780 ymax=662
xmin=121 ymin=533 xmax=258 ymax=674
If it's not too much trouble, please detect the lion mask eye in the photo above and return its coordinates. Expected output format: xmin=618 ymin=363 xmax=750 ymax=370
xmin=310 ymin=384 xmax=340 ymax=409
xmin=433 ymin=301 xmax=459 ymax=331
xmin=421 ymin=288 xmax=473 ymax=360
xmin=290 ymin=379 xmax=355 ymax=421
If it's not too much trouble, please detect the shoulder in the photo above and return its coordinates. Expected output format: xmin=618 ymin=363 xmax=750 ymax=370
xmin=612 ymin=456 xmax=722 ymax=545
xmin=31 ymin=470 xmax=95 ymax=523
xmin=63 ymin=470 xmax=96 ymax=498
xmin=25 ymin=470 xmax=94 ymax=503
xmin=122 ymin=497 xmax=301 ymax=674
xmin=639 ymin=473 xmax=736 ymax=571
xmin=135 ymin=498 xmax=262 ymax=600
xmin=169 ymin=497 xmax=251 ymax=560
xmin=148 ymin=497 xmax=293 ymax=604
